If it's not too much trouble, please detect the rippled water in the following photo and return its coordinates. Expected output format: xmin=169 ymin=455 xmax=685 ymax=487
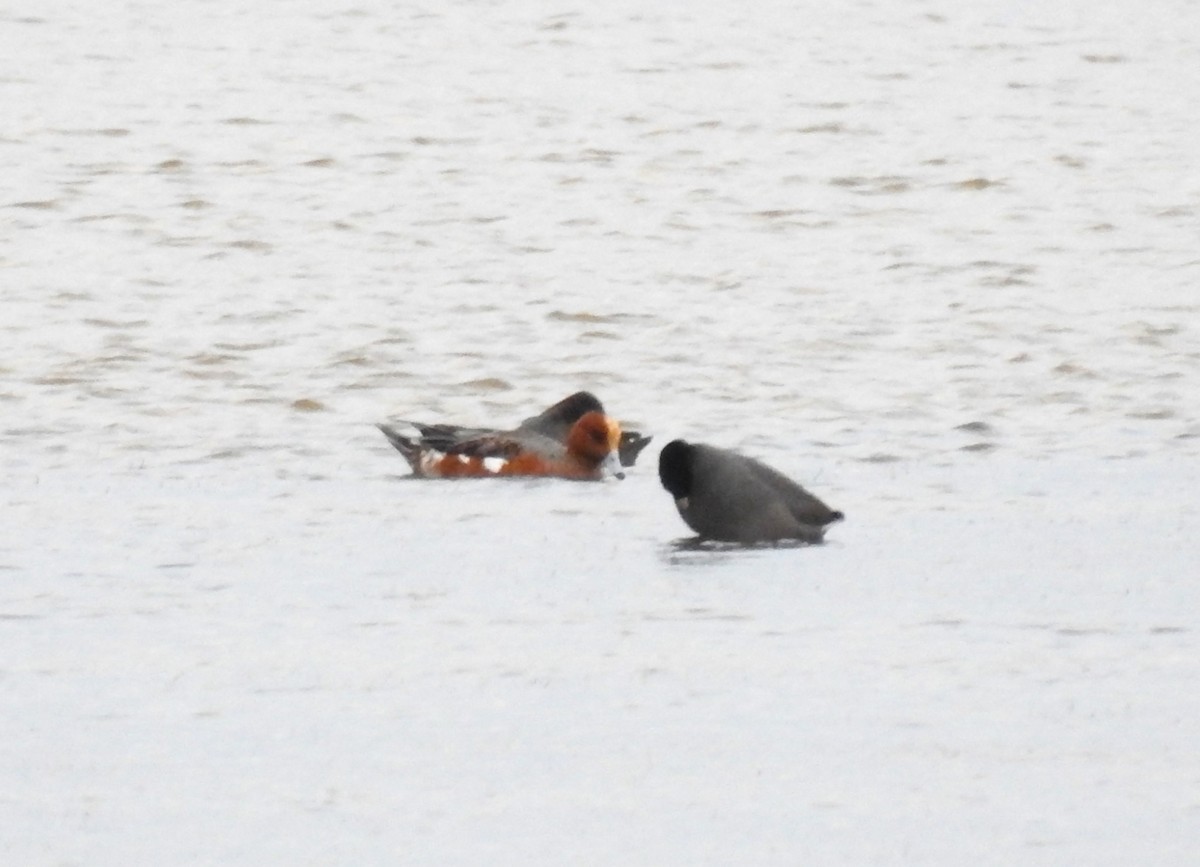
xmin=4 ymin=2 xmax=1199 ymax=864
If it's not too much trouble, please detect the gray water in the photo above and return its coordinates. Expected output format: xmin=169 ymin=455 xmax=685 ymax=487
xmin=3 ymin=1 xmax=1199 ymax=864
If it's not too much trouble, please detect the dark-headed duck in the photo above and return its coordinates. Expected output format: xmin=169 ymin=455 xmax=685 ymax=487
xmin=658 ymin=439 xmax=843 ymax=543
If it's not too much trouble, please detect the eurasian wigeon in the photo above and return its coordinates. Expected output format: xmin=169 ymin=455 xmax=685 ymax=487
xmin=658 ymin=439 xmax=843 ymax=544
xmin=404 ymin=391 xmax=652 ymax=468
xmin=379 ymin=410 xmax=625 ymax=481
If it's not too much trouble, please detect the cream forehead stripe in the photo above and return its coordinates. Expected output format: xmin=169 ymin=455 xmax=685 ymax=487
xmin=607 ymin=418 xmax=622 ymax=450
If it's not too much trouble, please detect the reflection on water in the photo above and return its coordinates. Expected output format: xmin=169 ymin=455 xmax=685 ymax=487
xmin=659 ymin=536 xmax=823 ymax=568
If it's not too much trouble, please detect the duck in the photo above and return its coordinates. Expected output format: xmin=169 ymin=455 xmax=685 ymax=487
xmin=402 ymin=391 xmax=652 ymax=468
xmin=379 ymin=410 xmax=625 ymax=481
xmin=657 ymin=439 xmax=843 ymax=543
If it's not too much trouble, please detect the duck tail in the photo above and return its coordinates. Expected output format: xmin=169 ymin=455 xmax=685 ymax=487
xmin=376 ymin=423 xmax=423 ymax=471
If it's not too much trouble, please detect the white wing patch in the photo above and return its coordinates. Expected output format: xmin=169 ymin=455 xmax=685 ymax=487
xmin=419 ymin=449 xmax=448 ymax=476
xmin=416 ymin=448 xmax=506 ymax=477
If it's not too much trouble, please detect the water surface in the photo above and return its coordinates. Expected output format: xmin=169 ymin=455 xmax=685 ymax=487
xmin=3 ymin=1 xmax=1199 ymax=864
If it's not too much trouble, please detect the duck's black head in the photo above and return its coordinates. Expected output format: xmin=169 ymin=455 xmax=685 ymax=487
xmin=657 ymin=439 xmax=695 ymax=499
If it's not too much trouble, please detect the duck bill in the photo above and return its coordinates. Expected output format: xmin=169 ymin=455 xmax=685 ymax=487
xmin=600 ymin=449 xmax=625 ymax=480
